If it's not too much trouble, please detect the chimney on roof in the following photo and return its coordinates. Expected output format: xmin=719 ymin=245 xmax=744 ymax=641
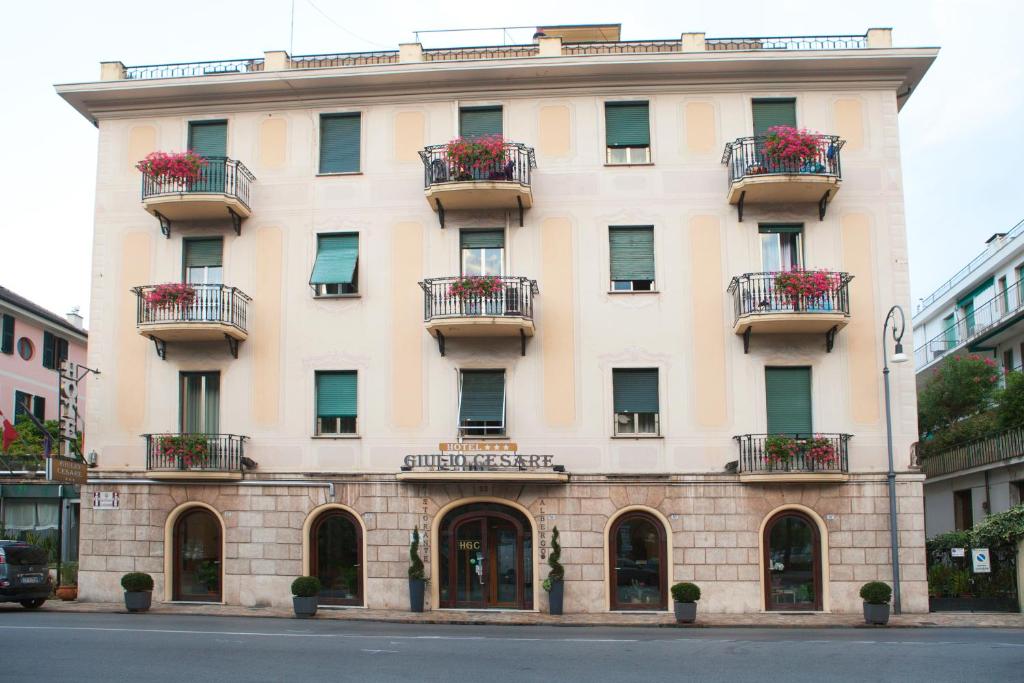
xmin=985 ymin=233 xmax=1007 ymax=247
xmin=66 ymin=306 xmax=84 ymax=330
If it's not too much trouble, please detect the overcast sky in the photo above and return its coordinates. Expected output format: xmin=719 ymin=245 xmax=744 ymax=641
xmin=2 ymin=0 xmax=1021 ymax=326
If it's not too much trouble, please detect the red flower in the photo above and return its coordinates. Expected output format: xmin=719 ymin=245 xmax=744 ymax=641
xmin=136 ymin=151 xmax=208 ymax=183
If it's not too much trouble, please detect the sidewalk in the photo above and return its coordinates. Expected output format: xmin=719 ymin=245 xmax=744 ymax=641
xmin=12 ymin=600 xmax=1024 ymax=628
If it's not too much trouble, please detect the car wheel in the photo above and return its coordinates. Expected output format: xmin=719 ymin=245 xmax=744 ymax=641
xmin=20 ymin=599 xmax=45 ymax=609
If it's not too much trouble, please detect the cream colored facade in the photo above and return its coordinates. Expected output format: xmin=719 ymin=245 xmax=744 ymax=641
xmin=58 ymin=27 xmax=936 ymax=614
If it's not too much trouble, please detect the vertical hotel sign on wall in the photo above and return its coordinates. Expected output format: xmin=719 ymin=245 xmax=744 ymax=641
xmin=46 ymin=359 xmax=99 ymax=485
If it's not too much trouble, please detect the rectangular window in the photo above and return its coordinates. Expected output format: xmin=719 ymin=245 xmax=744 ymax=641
xmin=998 ymin=276 xmax=1009 ymax=315
xmin=460 ymin=229 xmax=505 ymax=276
xmin=32 ymin=396 xmax=45 ymax=422
xmin=752 ymin=98 xmax=797 ymax=137
xmin=180 ymin=372 xmax=220 ymax=434
xmin=458 ymin=370 xmax=505 ymax=437
xmin=0 ymin=313 xmax=13 ymax=354
xmin=942 ymin=314 xmax=957 ymax=351
xmin=613 ymin=368 xmax=660 ymax=435
xmin=183 ymin=238 xmax=224 ymax=284
xmin=459 ymin=106 xmax=503 ymax=139
xmin=41 ymin=331 xmax=68 ymax=370
xmin=319 ymin=113 xmax=361 ymax=174
xmin=605 ymin=102 xmax=651 ymax=164
xmin=759 ymin=224 xmax=803 ymax=272
xmin=953 ymin=489 xmax=974 ymax=531
xmin=1017 ymin=265 xmax=1024 ymax=306
xmin=13 ymin=390 xmax=31 ymax=422
xmin=765 ymin=366 xmax=812 ymax=436
xmin=1004 ymin=350 xmax=1015 ymax=376
xmin=310 ymin=233 xmax=359 ymax=296
xmin=315 ymin=371 xmax=357 ymax=435
xmin=609 ymin=226 xmax=655 ymax=291
xmin=188 ymin=120 xmax=228 ymax=158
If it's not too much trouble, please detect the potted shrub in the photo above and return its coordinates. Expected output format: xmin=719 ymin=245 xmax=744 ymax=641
xmin=56 ymin=561 xmax=78 ymax=601
xmin=764 ymin=434 xmax=801 ymax=468
xmin=860 ymin=581 xmax=892 ymax=625
xmin=121 ymin=572 xmax=154 ymax=613
xmin=136 ymin=151 xmax=207 ymax=184
xmin=762 ymin=126 xmax=822 ymax=170
xmin=542 ymin=526 xmax=565 ymax=615
xmin=671 ymin=582 xmax=701 ymax=623
xmin=803 ymin=435 xmax=838 ymax=469
xmin=445 ymin=135 xmax=507 ymax=181
xmin=291 ymin=576 xmax=321 ymax=619
xmin=408 ymin=526 xmax=426 ymax=612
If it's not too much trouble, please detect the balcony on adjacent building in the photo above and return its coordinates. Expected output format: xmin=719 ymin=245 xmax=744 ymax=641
xmin=728 ymin=271 xmax=852 ymax=353
xmin=132 ymin=284 xmax=251 ymax=359
xmin=419 ymin=143 xmax=536 ymax=228
xmin=920 ymin=427 xmax=1024 ymax=478
xmin=734 ymin=433 xmax=851 ymax=483
xmin=419 ymin=276 xmax=538 ymax=356
xmin=141 ymin=157 xmax=255 ymax=237
xmin=721 ymin=135 xmax=844 ymax=221
xmin=144 ymin=433 xmax=248 ymax=480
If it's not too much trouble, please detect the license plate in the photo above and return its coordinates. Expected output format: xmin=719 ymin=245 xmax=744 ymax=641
xmin=19 ymin=575 xmax=43 ymax=584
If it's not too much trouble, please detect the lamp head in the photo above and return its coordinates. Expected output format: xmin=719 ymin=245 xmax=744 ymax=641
xmin=890 ymin=341 xmax=908 ymax=364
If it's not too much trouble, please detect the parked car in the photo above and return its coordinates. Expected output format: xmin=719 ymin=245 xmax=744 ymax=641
xmin=0 ymin=541 xmax=52 ymax=608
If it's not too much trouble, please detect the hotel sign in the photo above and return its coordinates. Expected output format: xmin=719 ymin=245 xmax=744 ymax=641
xmin=402 ymin=453 xmax=555 ymax=470
xmin=399 ymin=443 xmax=564 ymax=481
xmin=46 ymin=456 xmax=87 ymax=485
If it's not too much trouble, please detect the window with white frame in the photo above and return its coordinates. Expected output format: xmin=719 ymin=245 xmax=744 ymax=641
xmin=613 ymin=368 xmax=660 ymax=435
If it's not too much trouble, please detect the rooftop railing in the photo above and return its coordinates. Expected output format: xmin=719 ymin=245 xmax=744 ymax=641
xmin=561 ymin=39 xmax=681 ymax=55
xmin=706 ymin=35 xmax=867 ymax=51
xmin=921 ymin=427 xmax=1024 ymax=478
xmin=424 ymin=44 xmax=539 ymax=61
xmin=734 ymin=433 xmax=851 ymax=475
xmin=290 ymin=51 xmax=399 ymax=68
xmin=126 ymin=58 xmax=265 ymax=80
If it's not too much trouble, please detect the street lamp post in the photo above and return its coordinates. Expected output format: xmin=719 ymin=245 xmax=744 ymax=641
xmin=882 ymin=305 xmax=908 ymax=614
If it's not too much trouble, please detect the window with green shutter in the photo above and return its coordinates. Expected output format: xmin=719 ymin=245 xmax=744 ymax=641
xmin=316 ymin=371 xmax=357 ymax=435
xmin=183 ymin=238 xmax=224 ymax=284
xmin=320 ymin=113 xmax=361 ymax=174
xmin=458 ymin=370 xmax=505 ymax=436
xmin=942 ymin=314 xmax=957 ymax=350
xmin=605 ymin=102 xmax=651 ymax=164
xmin=32 ymin=396 xmax=45 ymax=422
xmin=188 ymin=121 xmax=228 ymax=158
xmin=0 ymin=314 xmax=13 ymax=355
xmin=609 ymin=226 xmax=655 ymax=291
xmin=41 ymin=331 xmax=67 ymax=370
xmin=460 ymin=229 xmax=504 ymax=276
xmin=459 ymin=106 xmax=503 ymax=139
xmin=310 ymin=233 xmax=359 ymax=295
xmin=613 ymin=368 xmax=659 ymax=435
xmin=765 ymin=367 xmax=812 ymax=436
xmin=752 ymin=99 xmax=797 ymax=138
xmin=13 ymin=391 xmax=31 ymax=422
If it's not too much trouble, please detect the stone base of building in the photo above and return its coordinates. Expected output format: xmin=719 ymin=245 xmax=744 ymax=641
xmin=77 ymin=473 xmax=928 ymax=614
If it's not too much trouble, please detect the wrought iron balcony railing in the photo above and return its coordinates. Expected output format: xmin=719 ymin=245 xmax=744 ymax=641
xmin=420 ymin=276 xmax=538 ymax=322
xmin=133 ymin=284 xmax=251 ymax=333
xmin=728 ymin=271 xmax=852 ymax=322
xmin=735 ymin=433 xmax=851 ymax=474
xmin=920 ymin=427 xmax=1024 ymax=478
xmin=144 ymin=433 xmax=247 ymax=473
xmin=140 ymin=156 xmax=255 ymax=210
xmin=722 ymin=135 xmax=844 ymax=186
xmin=419 ymin=142 xmax=536 ymax=189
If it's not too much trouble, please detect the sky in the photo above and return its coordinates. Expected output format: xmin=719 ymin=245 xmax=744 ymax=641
xmin=2 ymin=0 xmax=1021 ymax=326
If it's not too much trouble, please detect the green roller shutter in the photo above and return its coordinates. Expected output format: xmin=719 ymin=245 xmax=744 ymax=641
xmin=765 ymin=367 xmax=812 ymax=436
xmin=758 ymin=224 xmax=803 ymax=234
xmin=956 ymin=278 xmax=995 ymax=308
xmin=459 ymin=107 xmax=503 ymax=139
xmin=460 ymin=229 xmax=505 ymax=250
xmin=183 ymin=238 xmax=223 ymax=268
xmin=32 ymin=397 xmax=45 ymax=422
xmin=943 ymin=314 xmax=957 ymax=348
xmin=320 ymin=113 xmax=361 ymax=173
xmin=42 ymin=331 xmax=54 ymax=369
xmin=317 ymin=371 xmax=357 ymax=418
xmin=1 ymin=314 xmax=13 ymax=354
xmin=310 ymin=234 xmax=359 ymax=285
xmin=605 ymin=102 xmax=650 ymax=146
xmin=13 ymin=390 xmax=31 ymax=421
xmin=609 ymin=227 xmax=655 ymax=281
xmin=752 ymin=99 xmax=796 ymax=137
xmin=459 ymin=371 xmax=505 ymax=422
xmin=188 ymin=121 xmax=227 ymax=157
xmin=613 ymin=369 xmax=659 ymax=414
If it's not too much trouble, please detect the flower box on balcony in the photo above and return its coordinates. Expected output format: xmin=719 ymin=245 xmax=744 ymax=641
xmin=136 ymin=151 xmax=208 ymax=184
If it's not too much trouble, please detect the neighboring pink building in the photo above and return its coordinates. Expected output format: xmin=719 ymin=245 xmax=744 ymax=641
xmin=0 ymin=285 xmax=88 ymax=426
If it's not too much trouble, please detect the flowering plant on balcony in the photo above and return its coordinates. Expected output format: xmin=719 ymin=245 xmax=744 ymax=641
xmin=448 ymin=276 xmax=504 ymax=299
xmin=445 ymin=136 xmax=508 ymax=181
xmin=804 ymin=435 xmax=838 ymax=467
xmin=158 ymin=434 xmax=210 ymax=468
xmin=764 ymin=435 xmax=801 ymax=466
xmin=774 ymin=269 xmax=838 ymax=306
xmin=135 ymin=151 xmax=207 ymax=183
xmin=144 ymin=283 xmax=196 ymax=309
xmin=762 ymin=126 xmax=823 ymax=170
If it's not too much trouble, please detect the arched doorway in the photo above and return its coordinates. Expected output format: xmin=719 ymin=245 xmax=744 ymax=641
xmin=173 ymin=507 xmax=222 ymax=602
xmin=310 ymin=509 xmax=362 ymax=606
xmin=609 ymin=510 xmax=667 ymax=610
xmin=438 ymin=502 xmax=533 ymax=609
xmin=763 ymin=510 xmax=822 ymax=611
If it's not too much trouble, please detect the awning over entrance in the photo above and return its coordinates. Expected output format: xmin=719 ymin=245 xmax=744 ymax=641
xmin=0 ymin=484 xmax=79 ymax=498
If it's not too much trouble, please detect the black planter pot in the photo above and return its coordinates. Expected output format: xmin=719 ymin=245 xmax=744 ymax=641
xmin=674 ymin=601 xmax=697 ymax=624
xmin=124 ymin=591 xmax=152 ymax=613
xmin=409 ymin=578 xmax=425 ymax=612
xmin=548 ymin=580 xmax=564 ymax=615
xmin=863 ymin=602 xmax=890 ymax=625
xmin=293 ymin=596 xmax=318 ymax=618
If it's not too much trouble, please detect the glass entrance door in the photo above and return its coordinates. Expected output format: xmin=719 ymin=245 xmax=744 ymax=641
xmin=173 ymin=508 xmax=222 ymax=602
xmin=764 ymin=511 xmax=822 ymax=611
xmin=454 ymin=519 xmax=486 ymax=606
xmin=440 ymin=504 xmax=531 ymax=609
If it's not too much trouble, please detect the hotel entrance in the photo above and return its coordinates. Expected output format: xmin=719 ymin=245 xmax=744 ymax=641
xmin=439 ymin=503 xmax=533 ymax=609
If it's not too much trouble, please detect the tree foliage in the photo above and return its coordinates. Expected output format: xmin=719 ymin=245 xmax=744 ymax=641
xmin=547 ymin=526 xmax=564 ymax=582
xmin=408 ymin=526 xmax=425 ymax=580
xmin=918 ymin=355 xmax=1000 ymax=437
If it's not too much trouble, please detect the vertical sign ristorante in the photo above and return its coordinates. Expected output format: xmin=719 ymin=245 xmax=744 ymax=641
xmin=59 ymin=359 xmax=79 ymax=457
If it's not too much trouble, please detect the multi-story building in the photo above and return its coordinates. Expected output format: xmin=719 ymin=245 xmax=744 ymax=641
xmin=913 ymin=221 xmax=1024 ymax=537
xmin=58 ymin=24 xmax=936 ymax=614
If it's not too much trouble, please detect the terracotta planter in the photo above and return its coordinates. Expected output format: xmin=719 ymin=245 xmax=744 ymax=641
xmin=56 ymin=585 xmax=78 ymax=601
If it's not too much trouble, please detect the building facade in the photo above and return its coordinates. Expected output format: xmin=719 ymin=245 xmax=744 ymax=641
xmin=912 ymin=221 xmax=1024 ymax=537
xmin=58 ymin=25 xmax=935 ymax=614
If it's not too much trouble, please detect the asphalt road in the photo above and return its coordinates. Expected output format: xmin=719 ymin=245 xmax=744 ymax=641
xmin=0 ymin=611 xmax=1021 ymax=682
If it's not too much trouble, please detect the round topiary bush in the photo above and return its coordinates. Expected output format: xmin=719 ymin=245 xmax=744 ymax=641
xmin=859 ymin=581 xmax=892 ymax=605
xmin=671 ymin=582 xmax=701 ymax=603
xmin=121 ymin=572 xmax=154 ymax=592
xmin=291 ymin=576 xmax=322 ymax=597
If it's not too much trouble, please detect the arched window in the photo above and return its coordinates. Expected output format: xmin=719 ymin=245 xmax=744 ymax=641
xmin=763 ymin=510 xmax=822 ymax=611
xmin=173 ymin=507 xmax=222 ymax=602
xmin=310 ymin=509 xmax=362 ymax=606
xmin=609 ymin=511 xmax=667 ymax=610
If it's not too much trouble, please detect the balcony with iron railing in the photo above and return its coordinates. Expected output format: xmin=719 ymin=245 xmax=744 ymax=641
xmin=144 ymin=433 xmax=248 ymax=480
xmin=141 ymin=157 xmax=255 ymax=237
xmin=418 ymin=276 xmax=538 ymax=356
xmin=418 ymin=143 xmax=536 ymax=228
xmin=721 ymin=136 xmax=844 ymax=221
xmin=734 ymin=433 xmax=851 ymax=483
xmin=132 ymin=284 xmax=251 ymax=360
xmin=727 ymin=271 xmax=853 ymax=353
xmin=921 ymin=427 xmax=1024 ymax=478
